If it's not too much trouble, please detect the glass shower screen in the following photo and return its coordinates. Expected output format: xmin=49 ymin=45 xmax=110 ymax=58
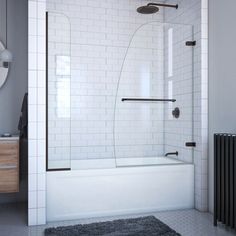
xmin=114 ymin=22 xmax=194 ymax=167
xmin=46 ymin=18 xmax=194 ymax=170
xmin=46 ymin=12 xmax=71 ymax=170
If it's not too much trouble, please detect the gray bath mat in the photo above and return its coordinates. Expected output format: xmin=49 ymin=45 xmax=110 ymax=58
xmin=44 ymin=216 xmax=181 ymax=236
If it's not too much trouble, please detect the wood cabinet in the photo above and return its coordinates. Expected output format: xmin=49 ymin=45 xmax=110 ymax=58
xmin=0 ymin=137 xmax=19 ymax=193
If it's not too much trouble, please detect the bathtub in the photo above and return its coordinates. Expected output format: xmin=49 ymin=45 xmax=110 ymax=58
xmin=47 ymin=157 xmax=194 ymax=222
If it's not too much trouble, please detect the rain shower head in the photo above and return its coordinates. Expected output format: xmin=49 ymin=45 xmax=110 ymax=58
xmin=137 ymin=5 xmax=159 ymax=14
xmin=137 ymin=3 xmax=178 ymax=14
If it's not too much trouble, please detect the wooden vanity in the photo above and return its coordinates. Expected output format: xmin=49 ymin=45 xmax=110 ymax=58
xmin=0 ymin=136 xmax=19 ymax=193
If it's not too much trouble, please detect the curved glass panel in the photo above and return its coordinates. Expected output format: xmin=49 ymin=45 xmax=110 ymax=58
xmin=114 ymin=22 xmax=194 ymax=167
xmin=47 ymin=12 xmax=71 ymax=170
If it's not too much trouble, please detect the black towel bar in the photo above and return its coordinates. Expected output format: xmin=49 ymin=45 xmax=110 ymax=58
xmin=121 ymin=98 xmax=176 ymax=102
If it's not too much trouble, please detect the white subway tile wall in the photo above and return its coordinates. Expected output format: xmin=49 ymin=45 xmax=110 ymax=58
xmin=46 ymin=0 xmax=164 ymax=164
xmin=28 ymin=0 xmax=208 ymax=225
xmin=164 ymin=0 xmax=208 ymax=211
xmin=164 ymin=23 xmax=194 ymax=164
xmin=28 ymin=0 xmax=46 ymax=226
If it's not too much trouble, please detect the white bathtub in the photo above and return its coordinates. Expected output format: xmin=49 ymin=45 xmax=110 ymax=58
xmin=47 ymin=157 xmax=194 ymax=222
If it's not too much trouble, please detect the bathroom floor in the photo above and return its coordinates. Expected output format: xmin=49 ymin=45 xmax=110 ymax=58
xmin=0 ymin=203 xmax=234 ymax=236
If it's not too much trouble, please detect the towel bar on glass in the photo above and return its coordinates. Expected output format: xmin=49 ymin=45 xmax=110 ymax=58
xmin=121 ymin=98 xmax=176 ymax=102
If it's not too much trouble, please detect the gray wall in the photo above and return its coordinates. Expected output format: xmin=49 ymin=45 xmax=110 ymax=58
xmin=0 ymin=0 xmax=28 ymax=135
xmin=0 ymin=0 xmax=28 ymax=204
xmin=209 ymin=0 xmax=236 ymax=213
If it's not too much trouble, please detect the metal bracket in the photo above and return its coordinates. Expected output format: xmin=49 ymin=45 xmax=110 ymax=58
xmin=185 ymin=142 xmax=196 ymax=147
xmin=185 ymin=41 xmax=196 ymax=46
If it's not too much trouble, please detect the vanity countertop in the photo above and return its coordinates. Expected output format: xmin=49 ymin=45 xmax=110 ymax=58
xmin=0 ymin=135 xmax=19 ymax=141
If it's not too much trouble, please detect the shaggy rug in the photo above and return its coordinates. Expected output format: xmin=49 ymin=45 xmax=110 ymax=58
xmin=44 ymin=216 xmax=181 ymax=236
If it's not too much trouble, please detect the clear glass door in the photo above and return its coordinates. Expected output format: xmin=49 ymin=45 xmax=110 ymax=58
xmin=46 ymin=12 xmax=71 ymax=170
xmin=114 ymin=22 xmax=194 ymax=167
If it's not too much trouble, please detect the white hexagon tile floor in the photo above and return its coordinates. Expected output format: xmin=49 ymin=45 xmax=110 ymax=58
xmin=0 ymin=203 xmax=235 ymax=236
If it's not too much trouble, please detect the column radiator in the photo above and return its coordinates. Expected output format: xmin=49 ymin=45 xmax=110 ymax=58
xmin=214 ymin=133 xmax=236 ymax=229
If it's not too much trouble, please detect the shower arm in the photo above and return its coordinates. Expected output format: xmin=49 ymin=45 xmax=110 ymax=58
xmin=147 ymin=3 xmax=178 ymax=9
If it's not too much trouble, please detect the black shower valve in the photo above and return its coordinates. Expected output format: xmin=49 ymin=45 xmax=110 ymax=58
xmin=172 ymin=107 xmax=180 ymax=118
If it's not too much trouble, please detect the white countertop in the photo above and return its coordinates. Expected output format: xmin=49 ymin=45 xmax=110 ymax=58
xmin=0 ymin=135 xmax=19 ymax=141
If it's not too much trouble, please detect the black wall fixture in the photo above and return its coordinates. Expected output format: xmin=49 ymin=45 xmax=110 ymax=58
xmin=186 ymin=41 xmax=196 ymax=46
xmin=137 ymin=2 xmax=178 ymax=14
xmin=172 ymin=107 xmax=180 ymax=118
xmin=165 ymin=151 xmax=178 ymax=157
xmin=214 ymin=134 xmax=236 ymax=229
xmin=185 ymin=142 xmax=196 ymax=147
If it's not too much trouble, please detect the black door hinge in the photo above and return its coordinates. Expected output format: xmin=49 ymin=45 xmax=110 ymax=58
xmin=185 ymin=41 xmax=196 ymax=46
xmin=185 ymin=142 xmax=196 ymax=147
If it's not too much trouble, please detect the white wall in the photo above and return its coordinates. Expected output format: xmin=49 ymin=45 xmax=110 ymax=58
xmin=208 ymin=0 xmax=236 ymax=213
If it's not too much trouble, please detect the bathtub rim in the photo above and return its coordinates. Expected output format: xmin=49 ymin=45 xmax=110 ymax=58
xmin=48 ymin=156 xmax=193 ymax=171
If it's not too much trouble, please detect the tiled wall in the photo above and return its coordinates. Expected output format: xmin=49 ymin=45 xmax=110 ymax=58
xmin=163 ymin=23 xmax=194 ymax=164
xmin=164 ymin=0 xmax=208 ymax=211
xmin=28 ymin=0 xmax=47 ymax=226
xmin=115 ymin=22 xmax=164 ymax=159
xmin=28 ymin=0 xmax=208 ymax=225
xmin=46 ymin=0 xmax=164 ymax=163
xmin=200 ymin=0 xmax=208 ymax=212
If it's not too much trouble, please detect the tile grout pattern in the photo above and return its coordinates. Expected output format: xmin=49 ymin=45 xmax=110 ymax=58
xmin=28 ymin=0 xmax=47 ymax=226
xmin=164 ymin=0 xmax=209 ymax=211
xmin=46 ymin=0 xmax=165 ymax=166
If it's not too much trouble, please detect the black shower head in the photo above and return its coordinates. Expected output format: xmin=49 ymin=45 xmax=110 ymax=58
xmin=137 ymin=5 xmax=159 ymax=14
xmin=137 ymin=3 xmax=178 ymax=14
